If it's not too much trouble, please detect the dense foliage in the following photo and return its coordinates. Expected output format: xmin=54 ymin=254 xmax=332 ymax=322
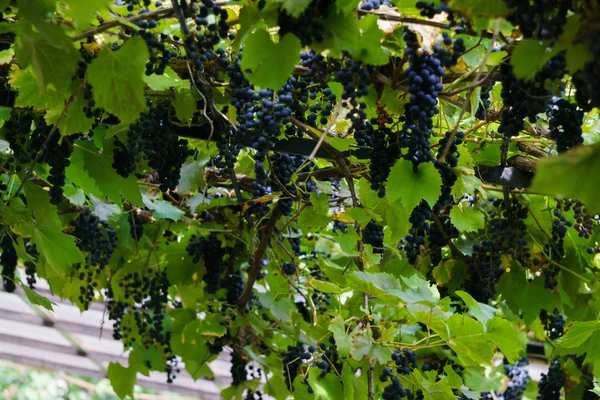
xmin=2 ymin=0 xmax=600 ymax=399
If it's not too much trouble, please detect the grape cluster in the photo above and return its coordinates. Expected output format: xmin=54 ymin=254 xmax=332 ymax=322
xmin=360 ymin=0 xmax=394 ymax=10
xmin=113 ymin=102 xmax=193 ymax=191
xmin=540 ymin=309 xmax=565 ymax=340
xmin=128 ymin=212 xmax=144 ymax=242
xmin=498 ymin=55 xmax=566 ymax=138
xmin=133 ymin=30 xmax=174 ymax=76
xmin=282 ymin=343 xmax=305 ymax=391
xmin=415 ymin=1 xmax=470 ymax=33
xmin=106 ymin=268 xmax=177 ymax=383
xmin=282 ymin=262 xmax=296 ymax=276
xmin=402 ymin=202 xmax=432 ymax=264
xmin=363 ymin=220 xmax=384 ymax=253
xmin=503 ymin=0 xmax=572 ymax=40
xmin=548 ymin=98 xmax=584 ymax=153
xmin=24 ymin=239 xmax=38 ymax=289
xmin=503 ymin=358 xmax=530 ymax=400
xmin=369 ymin=120 xmax=401 ymax=197
xmin=465 ymin=197 xmax=528 ymax=302
xmin=72 ymin=210 xmax=118 ymax=270
xmin=537 ymin=357 xmax=563 ymax=400
xmin=544 ymin=205 xmax=569 ymax=288
xmin=222 ymin=271 xmax=244 ymax=308
xmin=0 ymin=234 xmax=17 ymax=293
xmin=3 ymin=112 xmax=34 ymax=172
xmin=435 ymin=130 xmax=464 ymax=210
xmin=402 ymin=28 xmax=445 ymax=172
xmin=564 ymin=199 xmax=599 ymax=239
xmin=186 ymin=234 xmax=227 ymax=293
xmin=475 ymin=81 xmax=495 ymax=120
xmin=392 ymin=349 xmax=418 ymax=375
xmin=277 ymin=0 xmax=334 ymax=46
xmin=382 ymin=376 xmax=408 ymax=399
xmin=231 ymin=350 xmax=248 ymax=386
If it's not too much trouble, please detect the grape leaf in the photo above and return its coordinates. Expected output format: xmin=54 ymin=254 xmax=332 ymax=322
xmin=240 ymin=29 xmax=301 ymax=90
xmin=14 ymin=21 xmax=79 ymax=94
xmin=328 ymin=316 xmax=352 ymax=357
xmin=449 ymin=0 xmax=511 ymax=16
xmin=485 ymin=317 xmax=523 ymax=364
xmin=281 ymin=0 xmax=312 ymax=17
xmin=386 ymin=159 xmax=442 ymax=213
xmin=142 ymin=195 xmax=185 ymax=221
xmin=353 ymin=15 xmax=389 ymax=66
xmin=172 ymin=88 xmax=196 ymax=124
xmin=143 ymin=66 xmax=190 ymax=91
xmin=450 ymin=203 xmax=485 ymax=233
xmin=9 ymin=67 xmax=67 ymax=110
xmin=87 ymin=36 xmax=149 ymax=124
xmin=108 ymin=362 xmax=136 ymax=399
xmin=45 ymin=88 xmax=94 ymax=136
xmin=556 ymin=321 xmax=600 ymax=376
xmin=62 ymin=0 xmax=110 ymax=29
xmin=510 ymin=39 xmax=565 ymax=81
xmin=77 ymin=140 xmax=144 ymax=207
xmin=21 ymin=284 xmax=56 ymax=311
xmin=531 ymin=143 xmax=600 ymax=214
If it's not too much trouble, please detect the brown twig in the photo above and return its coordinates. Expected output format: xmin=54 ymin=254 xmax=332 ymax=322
xmin=438 ymin=20 xmax=502 ymax=164
xmin=238 ymin=207 xmax=283 ymax=312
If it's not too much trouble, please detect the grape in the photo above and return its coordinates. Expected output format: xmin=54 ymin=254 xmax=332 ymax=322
xmin=112 ymin=101 xmax=193 ymax=191
xmin=498 ymin=55 xmax=566 ymax=138
xmin=475 ymin=81 xmax=495 ymax=120
xmin=282 ymin=343 xmax=305 ymax=391
xmin=231 ymin=350 xmax=248 ymax=385
xmin=369 ymin=121 xmax=401 ymax=197
xmin=223 ymin=271 xmax=244 ymax=308
xmin=415 ymin=1 xmax=470 ymax=33
xmin=573 ymin=34 xmax=600 ymax=111
xmin=186 ymin=234 xmax=227 ymax=293
xmin=537 ymin=357 xmax=563 ymax=399
xmin=503 ymin=358 xmax=530 ymax=400
xmin=72 ymin=210 xmax=118 ymax=270
xmin=548 ymin=98 xmax=584 ymax=153
xmin=383 ymin=376 xmax=407 ymax=399
xmin=24 ymin=239 xmax=38 ymax=289
xmin=277 ymin=0 xmax=334 ymax=46
xmin=133 ymin=30 xmax=173 ymax=76
xmin=502 ymin=0 xmax=572 ymax=40
xmin=363 ymin=220 xmax=384 ymax=253
xmin=0 ymin=234 xmax=17 ymax=293
xmin=282 ymin=262 xmax=296 ymax=276
xmin=392 ymin=349 xmax=418 ymax=375
xmin=128 ymin=212 xmax=144 ymax=242
xmin=540 ymin=309 xmax=565 ymax=340
xmin=402 ymin=28 xmax=447 ymax=172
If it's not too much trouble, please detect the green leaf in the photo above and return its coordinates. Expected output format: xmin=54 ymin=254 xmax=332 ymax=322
xmin=172 ymin=88 xmax=196 ymax=124
xmin=76 ymin=140 xmax=143 ymax=207
xmin=23 ymin=183 xmax=85 ymax=277
xmin=307 ymin=368 xmax=344 ymax=400
xmin=486 ymin=317 xmax=523 ymax=364
xmin=556 ymin=321 xmax=600 ymax=376
xmin=455 ymin=290 xmax=498 ymax=324
xmin=379 ymin=85 xmax=406 ymax=115
xmin=62 ymin=0 xmax=110 ymax=28
xmin=87 ymin=36 xmax=149 ymax=124
xmin=386 ymin=159 xmax=442 ymax=213
xmin=510 ymin=39 xmax=565 ymax=81
xmin=352 ymin=15 xmax=389 ymax=66
xmin=450 ymin=203 xmax=485 ymax=233
xmin=328 ymin=316 xmax=352 ymax=357
xmin=347 ymin=271 xmax=401 ymax=300
xmin=256 ymin=292 xmax=292 ymax=322
xmin=142 ymin=195 xmax=185 ymax=221
xmin=14 ymin=20 xmax=79 ymax=94
xmin=449 ymin=0 xmax=511 ymax=16
xmin=143 ymin=66 xmax=190 ymax=91
xmin=564 ymin=42 xmax=594 ymax=74
xmin=444 ymin=314 xmax=494 ymax=367
xmin=313 ymin=10 xmax=359 ymax=59
xmin=240 ymin=29 xmax=301 ymax=90
xmin=9 ymin=67 xmax=67 ymax=110
xmin=45 ymin=89 xmax=94 ymax=136
xmin=177 ymin=156 xmax=210 ymax=193
xmin=107 ymin=362 xmax=136 ymax=399
xmin=310 ymin=279 xmax=344 ymax=294
xmin=531 ymin=143 xmax=600 ymax=214
xmin=281 ymin=0 xmax=312 ymax=17
xmin=21 ymin=284 xmax=56 ymax=311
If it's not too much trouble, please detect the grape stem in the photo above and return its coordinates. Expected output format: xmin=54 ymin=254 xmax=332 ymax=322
xmin=438 ymin=19 xmax=502 ymax=164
